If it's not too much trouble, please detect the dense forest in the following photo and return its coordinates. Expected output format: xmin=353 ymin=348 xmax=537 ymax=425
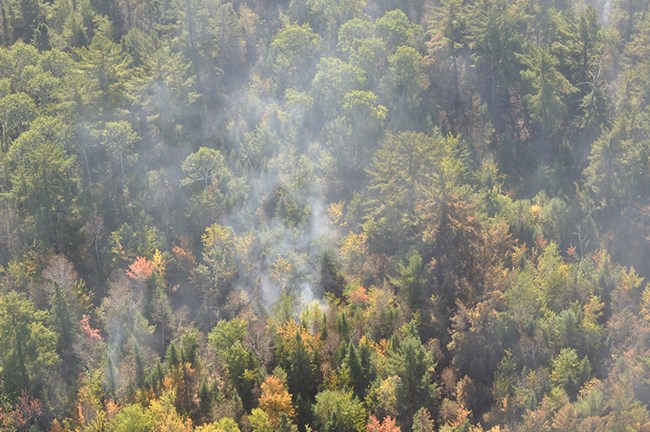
xmin=1 ymin=0 xmax=650 ymax=430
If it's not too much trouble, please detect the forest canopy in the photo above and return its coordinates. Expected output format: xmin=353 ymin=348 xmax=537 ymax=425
xmin=0 ymin=0 xmax=649 ymax=431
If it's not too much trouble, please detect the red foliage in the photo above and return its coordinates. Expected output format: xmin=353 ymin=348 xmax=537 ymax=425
xmin=80 ymin=314 xmax=103 ymax=343
xmin=0 ymin=392 xmax=43 ymax=430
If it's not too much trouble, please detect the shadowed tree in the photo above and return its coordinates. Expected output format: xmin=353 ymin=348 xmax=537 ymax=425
xmin=0 ymin=291 xmax=59 ymax=401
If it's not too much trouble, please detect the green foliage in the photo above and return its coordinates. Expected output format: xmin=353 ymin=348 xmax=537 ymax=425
xmin=209 ymin=318 xmax=259 ymax=410
xmin=312 ymin=57 xmax=365 ymax=120
xmin=520 ymin=47 xmax=576 ymax=145
xmin=7 ymin=118 xmax=79 ymax=248
xmin=550 ymin=348 xmax=591 ymax=398
xmin=387 ymin=333 xmax=439 ymax=426
xmin=0 ymin=92 xmax=36 ymax=149
xmin=100 ymin=120 xmax=139 ymax=182
xmin=106 ymin=403 xmax=154 ymax=432
xmin=312 ymin=390 xmax=366 ymax=432
xmin=0 ymin=2 xmax=647 ymax=431
xmin=382 ymin=45 xmax=429 ymax=124
xmin=0 ymin=291 xmax=59 ymax=401
xmin=272 ymin=23 xmax=320 ymax=89
xmin=182 ymin=147 xmax=230 ymax=190
xmin=390 ymin=250 xmax=426 ymax=310
xmin=208 ymin=318 xmax=248 ymax=357
xmin=74 ymin=18 xmax=132 ymax=113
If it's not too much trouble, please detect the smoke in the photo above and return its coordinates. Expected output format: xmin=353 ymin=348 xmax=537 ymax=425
xmin=602 ymin=0 xmax=611 ymax=25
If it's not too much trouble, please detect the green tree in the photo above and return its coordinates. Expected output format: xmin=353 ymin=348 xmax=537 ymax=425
xmin=42 ymin=255 xmax=81 ymax=360
xmin=411 ymin=407 xmax=435 ymax=432
xmin=337 ymin=18 xmax=374 ymax=58
xmin=319 ymin=251 xmax=346 ymax=298
xmin=272 ymin=22 xmax=320 ymax=90
xmin=209 ymin=2 xmax=246 ymax=75
xmin=387 ymin=334 xmax=439 ymax=427
xmin=182 ymin=147 xmax=232 ymax=230
xmin=106 ymin=403 xmax=154 ymax=432
xmin=342 ymin=340 xmax=372 ymax=398
xmin=429 ymin=0 xmax=468 ymax=116
xmin=138 ymin=44 xmax=199 ymax=140
xmin=7 ymin=118 xmax=80 ymax=249
xmin=10 ymin=0 xmax=41 ymax=43
xmin=195 ymin=224 xmax=236 ymax=328
xmin=312 ymin=389 xmax=366 ymax=432
xmin=0 ymin=92 xmax=36 ymax=151
xmin=374 ymin=9 xmax=420 ymax=51
xmin=467 ymin=0 xmax=525 ymax=129
xmin=181 ymin=146 xmax=230 ymax=190
xmin=75 ymin=18 xmax=132 ymax=115
xmin=0 ymin=291 xmax=59 ymax=401
xmin=365 ymin=130 xmax=447 ymax=254
xmin=551 ymin=347 xmax=591 ymax=398
xmin=323 ymin=90 xmax=387 ymax=193
xmin=520 ymin=47 xmax=576 ymax=150
xmin=584 ymin=104 xmax=649 ymax=210
xmin=100 ymin=120 xmax=139 ymax=187
xmin=390 ymin=251 xmax=427 ymax=311
xmin=382 ymin=46 xmax=429 ymax=127
xmin=49 ymin=283 xmax=75 ymax=358
xmin=348 ymin=37 xmax=388 ymax=88
xmin=311 ymin=57 xmax=365 ymax=120
xmin=287 ymin=332 xmax=317 ymax=402
xmin=208 ymin=318 xmax=259 ymax=410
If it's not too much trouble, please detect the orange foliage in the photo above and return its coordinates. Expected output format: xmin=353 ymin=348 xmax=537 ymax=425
xmin=349 ymin=286 xmax=369 ymax=306
xmin=172 ymin=240 xmax=196 ymax=271
xmin=127 ymin=257 xmax=155 ymax=281
xmin=448 ymin=406 xmax=472 ymax=428
xmin=366 ymin=337 xmax=390 ymax=357
xmin=105 ymin=400 xmax=119 ymax=419
xmin=367 ymin=415 xmax=401 ymax=432
xmin=567 ymin=246 xmax=578 ymax=260
xmin=163 ymin=363 xmax=198 ymax=416
xmin=80 ymin=314 xmax=103 ymax=342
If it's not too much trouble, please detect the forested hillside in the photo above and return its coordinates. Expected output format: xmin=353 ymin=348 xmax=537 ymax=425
xmin=1 ymin=0 xmax=650 ymax=430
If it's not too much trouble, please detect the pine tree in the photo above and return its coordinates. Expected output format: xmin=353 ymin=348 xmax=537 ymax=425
xmin=166 ymin=341 xmax=180 ymax=367
xmin=343 ymin=341 xmax=365 ymax=398
xmin=198 ymin=377 xmax=213 ymax=420
xmin=134 ymin=343 xmax=145 ymax=387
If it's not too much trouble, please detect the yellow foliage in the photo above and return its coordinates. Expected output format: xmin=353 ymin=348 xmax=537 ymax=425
xmin=368 ymin=375 xmax=400 ymax=417
xmin=49 ymin=419 xmax=65 ymax=432
xmin=340 ymin=232 xmax=368 ymax=261
xmin=276 ymin=320 xmax=321 ymax=354
xmin=530 ymin=203 xmax=542 ymax=220
xmin=448 ymin=406 xmax=472 ymax=428
xmin=642 ymin=287 xmax=650 ymax=322
xmin=326 ymin=201 xmax=345 ymax=226
xmin=149 ymin=390 xmax=193 ymax=432
xmin=368 ymin=338 xmax=390 ymax=357
xmin=195 ymin=418 xmax=241 ymax=432
xmin=618 ymin=267 xmax=644 ymax=292
xmin=258 ymin=375 xmax=295 ymax=425
xmin=152 ymin=249 xmax=167 ymax=280
xmin=272 ymin=257 xmax=294 ymax=287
